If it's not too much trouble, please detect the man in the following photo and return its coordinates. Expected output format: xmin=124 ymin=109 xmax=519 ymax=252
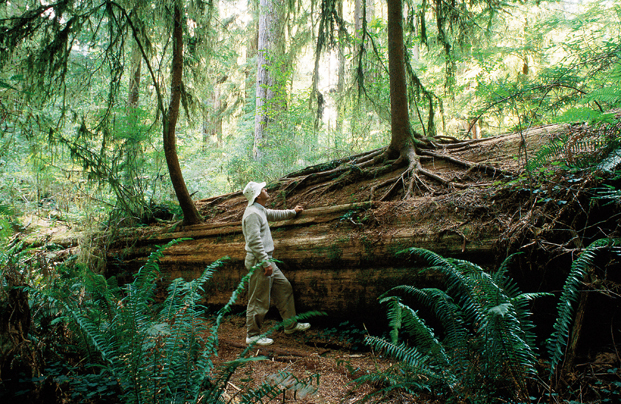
xmin=242 ymin=181 xmax=310 ymax=346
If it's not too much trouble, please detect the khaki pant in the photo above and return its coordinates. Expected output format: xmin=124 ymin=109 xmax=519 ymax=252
xmin=245 ymin=252 xmax=297 ymax=337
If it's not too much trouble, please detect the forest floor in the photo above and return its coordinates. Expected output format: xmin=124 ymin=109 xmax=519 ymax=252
xmin=207 ymin=312 xmax=621 ymax=404
xmin=208 ymin=314 xmax=420 ymax=404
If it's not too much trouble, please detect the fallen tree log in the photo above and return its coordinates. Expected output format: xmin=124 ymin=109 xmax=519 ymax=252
xmin=108 ymin=197 xmax=501 ymax=322
xmin=106 ymin=126 xmax=618 ymax=326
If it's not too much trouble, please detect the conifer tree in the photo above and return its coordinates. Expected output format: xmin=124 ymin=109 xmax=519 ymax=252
xmin=0 ymin=0 xmax=203 ymax=224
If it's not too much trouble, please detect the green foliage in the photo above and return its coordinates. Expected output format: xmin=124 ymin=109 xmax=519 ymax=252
xmin=0 ymin=205 xmax=14 ymax=243
xmin=2 ymin=237 xmax=322 ymax=402
xmin=467 ymin=0 xmax=621 ymax=140
xmin=359 ymin=240 xmax=621 ymax=402
xmin=357 ymin=248 xmax=551 ymax=403
xmin=1 ymin=0 xmax=621 ymax=232
xmin=306 ymin=320 xmax=367 ymax=351
xmin=51 ymin=239 xmax=253 ymax=403
xmin=49 ymin=107 xmax=166 ymax=224
xmin=525 ymin=121 xmax=621 ymax=173
xmin=547 ymin=238 xmax=621 ymax=379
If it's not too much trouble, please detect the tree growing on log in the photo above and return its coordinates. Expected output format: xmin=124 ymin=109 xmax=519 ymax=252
xmin=298 ymin=0 xmax=514 ymax=201
xmin=162 ymin=1 xmax=202 ymax=225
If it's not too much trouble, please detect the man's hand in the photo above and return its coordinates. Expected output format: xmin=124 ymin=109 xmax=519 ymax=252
xmin=264 ymin=264 xmax=273 ymax=276
xmin=294 ymin=205 xmax=304 ymax=214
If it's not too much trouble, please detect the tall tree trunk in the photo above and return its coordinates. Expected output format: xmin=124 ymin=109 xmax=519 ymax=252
xmin=254 ymin=0 xmax=284 ymax=160
xmin=355 ymin=0 xmax=364 ymax=35
xmin=123 ymin=37 xmax=144 ymax=216
xmin=367 ymin=0 xmax=375 ymax=23
xmin=164 ymin=2 xmax=201 ymax=225
xmin=386 ymin=0 xmax=415 ymax=158
xmin=246 ymin=0 xmax=259 ymax=101
xmin=202 ymin=83 xmax=224 ymax=149
xmin=127 ymin=39 xmax=142 ymax=108
xmin=335 ymin=0 xmax=345 ymax=136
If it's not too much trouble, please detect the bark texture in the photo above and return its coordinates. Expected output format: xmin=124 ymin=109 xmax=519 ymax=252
xmin=387 ymin=0 xmax=413 ymax=158
xmin=254 ymin=0 xmax=285 ymax=160
xmin=163 ymin=3 xmax=201 ymax=225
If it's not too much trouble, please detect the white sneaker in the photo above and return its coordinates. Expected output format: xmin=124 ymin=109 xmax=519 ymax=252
xmin=245 ymin=336 xmax=274 ymax=346
xmin=284 ymin=323 xmax=311 ymax=335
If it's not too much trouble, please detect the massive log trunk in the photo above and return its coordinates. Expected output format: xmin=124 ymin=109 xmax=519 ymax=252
xmin=107 ymin=129 xmax=566 ymax=323
xmin=108 ymin=199 xmax=498 ymax=322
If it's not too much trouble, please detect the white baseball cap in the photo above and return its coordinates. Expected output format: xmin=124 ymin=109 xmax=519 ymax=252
xmin=243 ymin=181 xmax=266 ymax=206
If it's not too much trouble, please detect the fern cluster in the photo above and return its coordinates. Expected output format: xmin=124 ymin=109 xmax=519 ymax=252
xmin=360 ymin=239 xmax=621 ymax=402
xmin=358 ymin=248 xmax=551 ymax=403
xmin=3 ymin=238 xmax=323 ymax=402
xmin=54 ymin=239 xmax=256 ymax=403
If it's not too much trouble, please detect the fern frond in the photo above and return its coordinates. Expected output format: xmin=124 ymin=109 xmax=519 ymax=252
xmin=133 ymin=238 xmax=190 ymax=293
xmin=378 ymin=295 xmax=403 ymax=343
xmin=352 ymin=365 xmax=437 ymax=402
xmin=547 ymin=238 xmax=620 ymax=377
xmin=365 ymin=335 xmax=438 ymax=373
xmin=480 ymin=303 xmax=538 ymax=396
xmin=492 ymin=253 xmax=523 ymax=297
xmin=402 ymin=248 xmax=488 ymax=326
xmin=59 ymin=298 xmax=127 ymax=381
xmin=401 ymin=303 xmax=450 ymax=365
xmin=383 ymin=285 xmax=471 ymax=374
xmin=526 ymin=135 xmax=568 ymax=171
xmin=397 ymin=247 xmax=454 ymax=269
xmin=362 ymin=335 xmax=455 ymax=398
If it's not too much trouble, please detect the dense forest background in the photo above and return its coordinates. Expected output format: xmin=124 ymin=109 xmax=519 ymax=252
xmin=2 ymin=0 xmax=621 ymax=402
xmin=1 ymin=0 xmax=619 ymax=229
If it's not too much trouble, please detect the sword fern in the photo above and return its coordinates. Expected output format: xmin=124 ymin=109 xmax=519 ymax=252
xmin=360 ymin=248 xmax=551 ymax=402
xmin=59 ymin=239 xmax=257 ymax=403
xmin=547 ymin=238 xmax=621 ymax=379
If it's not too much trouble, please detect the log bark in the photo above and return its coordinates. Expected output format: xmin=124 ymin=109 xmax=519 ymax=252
xmin=108 ymin=200 xmax=500 ymax=322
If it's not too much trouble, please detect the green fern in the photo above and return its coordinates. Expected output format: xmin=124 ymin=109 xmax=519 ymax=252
xmin=55 ymin=239 xmax=246 ymax=403
xmin=365 ymin=248 xmax=551 ymax=402
xmin=525 ymin=135 xmax=569 ymax=172
xmin=352 ymin=340 xmax=444 ymax=402
xmin=547 ymin=238 xmax=621 ymax=378
xmin=54 ymin=249 xmax=323 ymax=403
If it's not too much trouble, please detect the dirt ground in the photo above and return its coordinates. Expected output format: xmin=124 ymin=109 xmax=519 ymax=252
xmin=209 ymin=314 xmax=412 ymax=404
xmin=207 ymin=312 xmax=621 ymax=404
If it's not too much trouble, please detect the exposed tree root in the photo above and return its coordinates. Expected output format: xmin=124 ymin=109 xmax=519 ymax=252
xmin=280 ymin=139 xmax=511 ymax=203
xmin=419 ymin=149 xmax=515 ymax=179
xmin=198 ymin=136 xmax=517 ymax=218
